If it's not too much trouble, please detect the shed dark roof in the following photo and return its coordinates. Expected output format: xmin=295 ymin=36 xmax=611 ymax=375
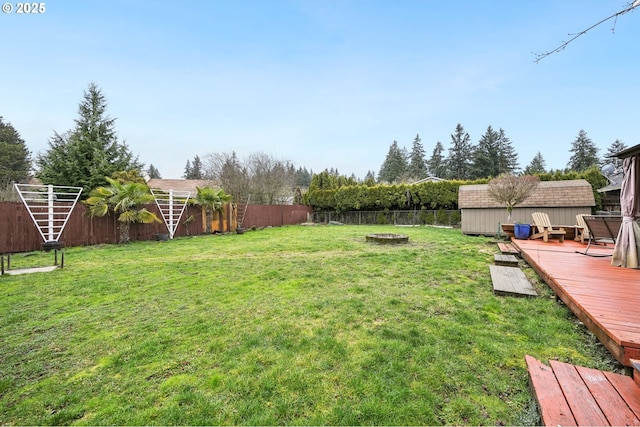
xmin=146 ymin=179 xmax=218 ymax=195
xmin=459 ymin=179 xmax=595 ymax=209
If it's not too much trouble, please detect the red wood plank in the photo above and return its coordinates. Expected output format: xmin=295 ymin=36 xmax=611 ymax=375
xmin=525 ymin=355 xmax=576 ymax=426
xmin=603 ymin=371 xmax=640 ymax=422
xmin=575 ymin=365 xmax=640 ymax=426
xmin=549 ymin=360 xmax=609 ymax=426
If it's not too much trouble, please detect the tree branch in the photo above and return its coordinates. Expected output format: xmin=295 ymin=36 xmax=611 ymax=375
xmin=534 ymin=2 xmax=639 ymax=63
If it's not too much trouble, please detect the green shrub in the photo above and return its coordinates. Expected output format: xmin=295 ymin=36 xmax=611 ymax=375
xmin=449 ymin=210 xmax=461 ymax=226
xmin=436 ymin=208 xmax=449 ymax=225
xmin=376 ymin=211 xmax=388 ymax=224
xmin=419 ymin=208 xmax=434 ymax=225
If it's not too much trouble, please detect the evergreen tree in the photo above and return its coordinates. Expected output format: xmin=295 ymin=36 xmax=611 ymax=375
xmin=191 ymin=155 xmax=203 ymax=179
xmin=496 ymin=128 xmax=519 ymax=174
xmin=524 ymin=151 xmax=547 ymax=175
xmin=446 ymin=124 xmax=473 ymax=180
xmin=407 ymin=134 xmax=427 ymax=180
xmin=0 ymin=116 xmax=31 ymax=185
xmin=364 ymin=170 xmax=376 ymax=186
xmin=378 ymin=140 xmax=408 ymax=183
xmin=567 ymin=129 xmax=599 ymax=172
xmin=293 ymin=167 xmax=312 ymax=187
xmin=603 ymin=139 xmax=627 ymax=171
xmin=183 ymin=159 xmax=192 ymax=179
xmin=427 ymin=141 xmax=446 ymax=178
xmin=183 ymin=155 xmax=204 ymax=179
xmin=36 ymin=82 xmax=141 ymax=194
xmin=471 ymin=126 xmax=501 ymax=179
xmin=147 ymin=164 xmax=161 ymax=179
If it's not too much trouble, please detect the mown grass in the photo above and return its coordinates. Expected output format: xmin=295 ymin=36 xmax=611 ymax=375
xmin=0 ymin=225 xmax=619 ymax=425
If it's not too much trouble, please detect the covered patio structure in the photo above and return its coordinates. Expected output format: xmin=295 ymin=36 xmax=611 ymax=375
xmin=611 ymin=143 xmax=640 ymax=269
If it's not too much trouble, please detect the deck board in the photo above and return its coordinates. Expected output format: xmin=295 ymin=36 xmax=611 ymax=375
xmin=526 ymin=355 xmax=640 ymax=426
xmin=513 ymin=238 xmax=640 ymax=367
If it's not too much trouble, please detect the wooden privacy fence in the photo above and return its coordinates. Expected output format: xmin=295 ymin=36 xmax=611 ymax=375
xmin=0 ymin=202 xmax=313 ymax=253
xmin=241 ymin=204 xmax=312 ymax=229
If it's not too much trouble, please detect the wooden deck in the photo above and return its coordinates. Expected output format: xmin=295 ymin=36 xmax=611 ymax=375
xmin=511 ymin=238 xmax=640 ymax=367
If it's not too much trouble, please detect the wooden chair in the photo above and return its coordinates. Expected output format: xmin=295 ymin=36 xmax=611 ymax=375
xmin=575 ymin=214 xmax=590 ymax=244
xmin=576 ymin=215 xmax=622 ymax=257
xmin=530 ymin=212 xmax=566 ymax=243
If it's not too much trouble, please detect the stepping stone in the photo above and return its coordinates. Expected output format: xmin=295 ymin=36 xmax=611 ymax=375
xmin=494 ymin=254 xmax=519 ymax=267
xmin=3 ymin=266 xmax=58 ymax=275
xmin=489 ymin=265 xmax=537 ymax=297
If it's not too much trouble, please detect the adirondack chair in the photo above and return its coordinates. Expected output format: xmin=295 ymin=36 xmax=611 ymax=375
xmin=530 ymin=212 xmax=566 ymax=243
xmin=576 ymin=215 xmax=623 ymax=257
xmin=575 ymin=214 xmax=590 ymax=244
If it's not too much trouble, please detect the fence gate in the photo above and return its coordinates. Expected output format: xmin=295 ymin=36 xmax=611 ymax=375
xmin=151 ymin=189 xmax=191 ymax=239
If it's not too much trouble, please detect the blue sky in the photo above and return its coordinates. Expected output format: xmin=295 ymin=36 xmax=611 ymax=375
xmin=1 ymin=0 xmax=639 ymax=180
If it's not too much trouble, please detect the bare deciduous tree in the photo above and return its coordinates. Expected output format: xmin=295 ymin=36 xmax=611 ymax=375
xmin=204 ymin=151 xmax=295 ymax=204
xmin=487 ymin=174 xmax=540 ymax=221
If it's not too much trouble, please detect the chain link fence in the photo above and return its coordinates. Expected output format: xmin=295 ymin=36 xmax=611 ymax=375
xmin=311 ymin=209 xmax=461 ymax=227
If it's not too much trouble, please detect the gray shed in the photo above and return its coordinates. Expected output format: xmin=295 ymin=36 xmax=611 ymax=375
xmin=458 ymin=179 xmax=595 ymax=235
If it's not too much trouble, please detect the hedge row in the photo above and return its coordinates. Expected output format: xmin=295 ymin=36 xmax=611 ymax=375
xmin=305 ymin=180 xmax=486 ymax=212
xmin=305 ymin=167 xmax=608 ymax=212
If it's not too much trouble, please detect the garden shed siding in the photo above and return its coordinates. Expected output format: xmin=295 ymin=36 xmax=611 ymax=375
xmin=459 ymin=180 xmax=595 ymax=235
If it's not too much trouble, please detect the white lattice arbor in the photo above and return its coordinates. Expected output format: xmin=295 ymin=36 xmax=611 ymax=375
xmin=14 ymin=183 xmax=83 ymax=244
xmin=151 ymin=189 xmax=191 ymax=239
xmin=1 ymin=184 xmax=83 ymax=275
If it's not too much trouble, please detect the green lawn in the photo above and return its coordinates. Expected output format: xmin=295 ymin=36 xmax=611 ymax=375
xmin=0 ymin=225 xmax=619 ymax=425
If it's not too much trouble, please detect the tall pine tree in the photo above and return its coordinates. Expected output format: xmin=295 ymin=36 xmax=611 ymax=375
xmin=603 ymin=139 xmax=627 ymax=171
xmin=147 ymin=164 xmax=161 ymax=179
xmin=36 ymin=82 xmax=141 ymax=194
xmin=427 ymin=141 xmax=446 ymax=178
xmin=446 ymin=123 xmax=473 ymax=180
xmin=524 ymin=151 xmax=547 ymax=175
xmin=183 ymin=155 xmax=204 ymax=179
xmin=471 ymin=126 xmax=501 ymax=179
xmin=496 ymin=128 xmax=519 ymax=174
xmin=378 ymin=140 xmax=408 ymax=183
xmin=407 ymin=134 xmax=427 ymax=180
xmin=567 ymin=129 xmax=599 ymax=172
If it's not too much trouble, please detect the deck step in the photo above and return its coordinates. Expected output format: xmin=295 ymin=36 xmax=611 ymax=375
xmin=494 ymin=254 xmax=519 ymax=267
xmin=497 ymin=242 xmax=520 ymax=255
xmin=526 ymin=355 xmax=640 ymax=426
xmin=489 ymin=265 xmax=537 ymax=297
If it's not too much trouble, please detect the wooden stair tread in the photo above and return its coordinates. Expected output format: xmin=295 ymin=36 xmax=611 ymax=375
xmin=494 ymin=254 xmax=519 ymax=266
xmin=497 ymin=242 xmax=520 ymax=255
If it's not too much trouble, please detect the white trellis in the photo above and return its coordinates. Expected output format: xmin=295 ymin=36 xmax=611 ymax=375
xmin=14 ymin=183 xmax=83 ymax=243
xmin=151 ymin=189 xmax=191 ymax=239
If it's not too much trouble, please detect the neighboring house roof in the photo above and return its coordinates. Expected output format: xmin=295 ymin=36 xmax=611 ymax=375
xmin=459 ymin=179 xmax=595 ymax=209
xmin=597 ymin=172 xmax=623 ymax=193
xmin=146 ymin=179 xmax=218 ymax=195
xmin=413 ymin=176 xmax=446 ymax=184
xmin=613 ymin=143 xmax=640 ymax=159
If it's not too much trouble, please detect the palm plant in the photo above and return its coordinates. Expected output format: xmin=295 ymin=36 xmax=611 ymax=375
xmin=84 ymin=177 xmax=160 ymax=243
xmin=194 ymin=186 xmax=232 ymax=233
